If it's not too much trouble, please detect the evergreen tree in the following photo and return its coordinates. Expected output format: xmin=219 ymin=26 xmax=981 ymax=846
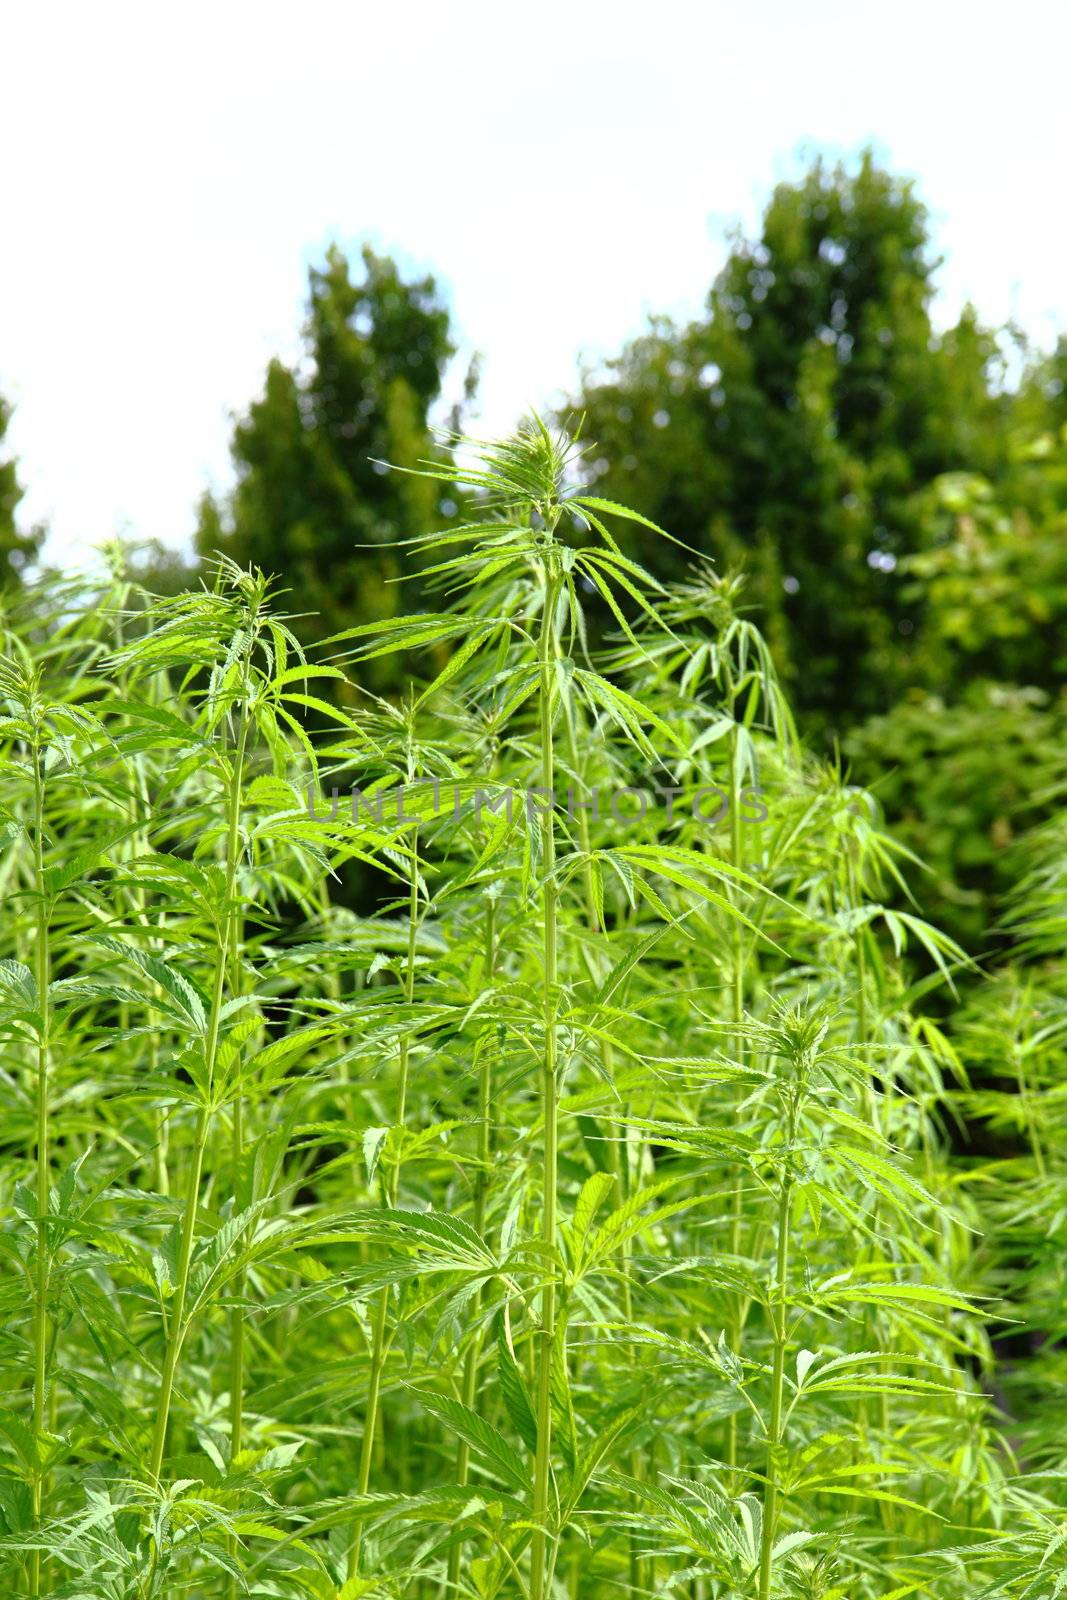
xmin=197 ymin=246 xmax=464 ymax=679
xmin=571 ymin=152 xmax=1009 ymax=731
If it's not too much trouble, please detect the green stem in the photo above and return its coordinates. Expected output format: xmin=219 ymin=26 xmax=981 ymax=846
xmin=757 ymin=1101 xmax=795 ymax=1600
xmin=149 ymin=725 xmax=246 ymax=1484
xmin=117 ymin=604 xmax=169 ymax=1197
xmin=728 ymin=719 xmax=745 ymax=1046
xmin=845 ymin=849 xmax=875 ymax=1134
xmin=148 ymin=1105 xmax=211 ymax=1483
xmin=725 ymin=714 xmax=746 ymax=1475
xmin=845 ymin=844 xmax=893 ymax=1516
xmin=225 ymin=716 xmax=251 ymax=1520
xmin=531 ymin=561 xmax=561 ymax=1600
xmin=225 ymin=1038 xmax=247 ymax=1600
xmin=29 ymin=745 xmax=51 ymax=1600
xmin=349 ymin=817 xmax=420 ymax=1579
xmin=228 ymin=1087 xmax=246 ymax=1458
xmin=446 ymin=900 xmax=496 ymax=1595
xmin=563 ymin=706 xmax=643 ymax=1592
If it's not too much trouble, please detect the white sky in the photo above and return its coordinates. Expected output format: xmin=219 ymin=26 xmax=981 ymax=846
xmin=4 ymin=0 xmax=1065 ymax=565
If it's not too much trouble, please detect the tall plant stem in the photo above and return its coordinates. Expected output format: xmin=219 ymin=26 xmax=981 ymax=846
xmin=757 ymin=1099 xmax=795 ymax=1600
xmin=728 ymin=720 xmax=746 ymax=1053
xmin=564 ymin=709 xmax=643 ymax=1593
xmin=223 ymin=726 xmax=251 ymax=1600
xmin=115 ymin=601 xmax=169 ymax=1196
xmin=147 ymin=1106 xmax=211 ymax=1484
xmin=845 ymin=849 xmax=875 ymax=1134
xmin=29 ymin=745 xmax=51 ymax=1600
xmin=530 ymin=561 xmax=561 ymax=1600
xmin=446 ymin=899 xmax=496 ymax=1596
xmin=845 ymin=844 xmax=893 ymax=1512
xmin=225 ymin=715 xmax=251 ymax=1599
xmin=561 ymin=706 xmax=633 ymax=1235
xmin=149 ymin=727 xmax=246 ymax=1485
xmin=725 ymin=714 xmax=747 ymax=1473
xmin=349 ymin=818 xmax=420 ymax=1580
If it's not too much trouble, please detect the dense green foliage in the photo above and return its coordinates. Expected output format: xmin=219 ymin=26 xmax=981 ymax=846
xmin=843 ymin=425 xmax=1067 ymax=947
xmin=569 ymin=154 xmax=1015 ymax=728
xmin=1 ymin=144 xmax=1065 ymax=1597
xmin=564 ymin=157 xmax=1067 ymax=957
xmin=164 ymin=155 xmax=1067 ymax=954
xmin=0 ymin=424 xmax=1064 ymax=1599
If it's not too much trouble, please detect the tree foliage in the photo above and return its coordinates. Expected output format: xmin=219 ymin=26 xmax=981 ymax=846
xmin=570 ymin=152 xmax=1012 ymax=730
xmin=196 ymin=246 xmax=465 ymax=685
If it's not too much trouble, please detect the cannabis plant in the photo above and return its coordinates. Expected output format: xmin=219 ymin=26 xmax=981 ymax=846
xmin=0 ymin=426 xmax=1061 ymax=1600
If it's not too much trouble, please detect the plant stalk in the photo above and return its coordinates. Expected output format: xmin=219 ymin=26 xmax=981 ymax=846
xmin=349 ymin=816 xmax=420 ymax=1579
xmin=531 ymin=560 xmax=561 ymax=1600
xmin=757 ymin=1096 xmax=795 ymax=1600
xmin=29 ymin=744 xmax=51 ymax=1600
xmin=725 ymin=714 xmax=747 ymax=1474
xmin=225 ymin=711 xmax=251 ymax=1510
xmin=149 ymin=723 xmax=246 ymax=1484
xmin=446 ymin=899 xmax=496 ymax=1595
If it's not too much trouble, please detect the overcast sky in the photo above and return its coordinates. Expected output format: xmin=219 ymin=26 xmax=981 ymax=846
xmin=4 ymin=0 xmax=1065 ymax=565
